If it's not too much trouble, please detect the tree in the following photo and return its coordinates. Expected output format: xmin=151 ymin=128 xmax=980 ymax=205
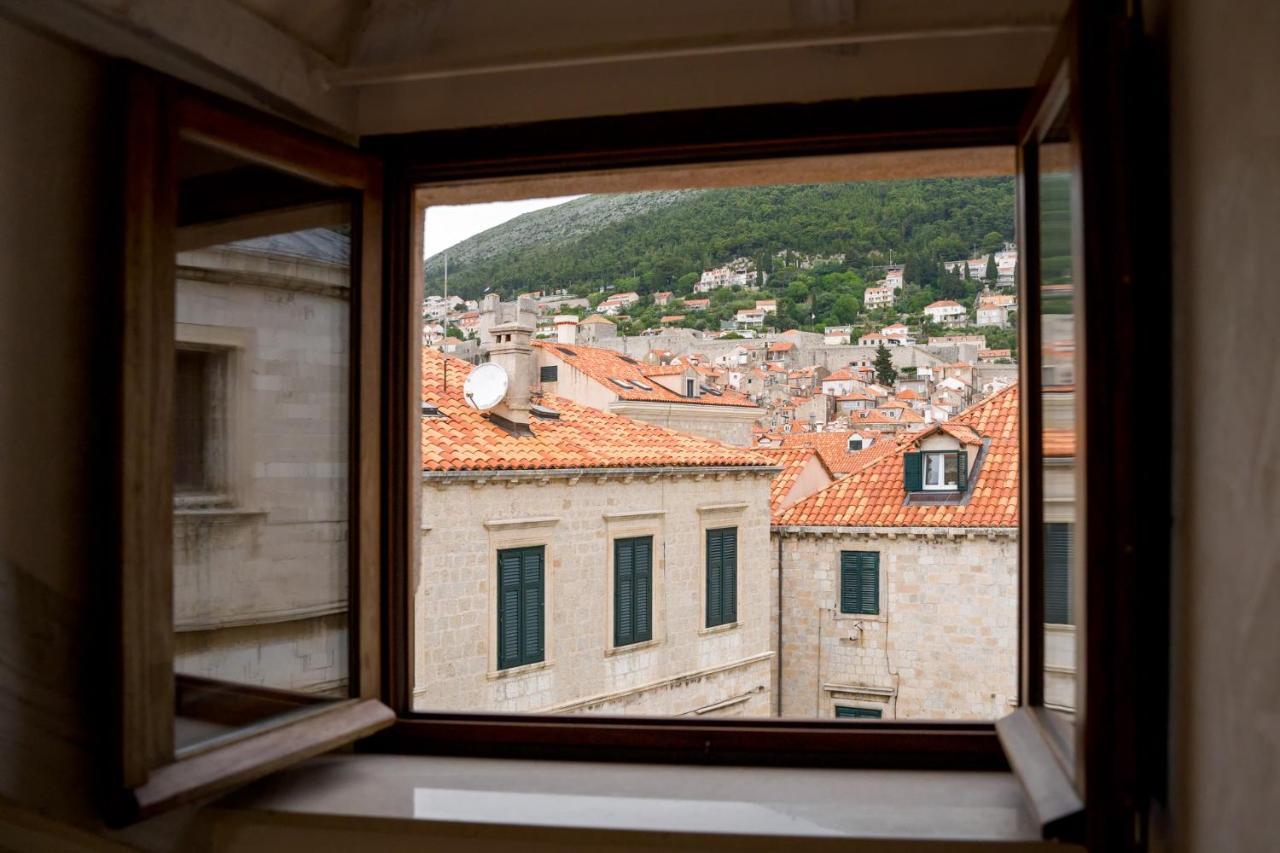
xmin=873 ymin=342 xmax=898 ymax=387
xmin=984 ymin=253 xmax=999 ymax=284
xmin=979 ymin=230 xmax=1006 ymax=255
xmin=444 ymin=325 xmax=466 ymax=340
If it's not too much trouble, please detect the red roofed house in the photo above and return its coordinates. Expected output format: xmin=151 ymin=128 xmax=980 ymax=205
xmin=924 ymin=300 xmax=968 ymax=326
xmin=771 ymin=385 xmax=1022 ymax=719
xmin=535 ymin=334 xmax=763 ymax=446
xmin=418 ymin=315 xmax=778 ymax=715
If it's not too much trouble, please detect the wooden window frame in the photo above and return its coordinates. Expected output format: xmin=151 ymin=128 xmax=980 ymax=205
xmin=112 ymin=69 xmax=393 ymax=824
xmin=364 ymin=87 xmax=1028 ymax=777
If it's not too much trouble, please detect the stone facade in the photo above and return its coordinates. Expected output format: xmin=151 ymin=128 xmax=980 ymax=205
xmin=172 ymin=236 xmax=350 ymax=696
xmin=774 ymin=529 xmax=1018 ymax=719
xmin=416 ymin=470 xmax=776 ymax=716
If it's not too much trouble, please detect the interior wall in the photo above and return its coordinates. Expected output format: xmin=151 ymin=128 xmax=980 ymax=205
xmin=0 ymin=15 xmax=109 ymax=824
xmin=1166 ymin=0 xmax=1280 ymax=850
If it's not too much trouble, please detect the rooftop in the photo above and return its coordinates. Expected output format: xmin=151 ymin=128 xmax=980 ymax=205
xmin=421 ymin=349 xmax=769 ymax=473
xmin=778 ymin=384 xmax=1019 ymax=528
xmin=537 ymin=342 xmax=759 ymax=408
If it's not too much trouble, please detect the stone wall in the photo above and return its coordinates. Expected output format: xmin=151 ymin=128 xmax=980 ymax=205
xmin=416 ymin=470 xmax=776 ymax=715
xmin=775 ymin=529 xmax=1018 ymax=719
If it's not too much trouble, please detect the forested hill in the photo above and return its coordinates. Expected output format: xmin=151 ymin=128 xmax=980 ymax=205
xmin=424 ymin=178 xmax=1014 ymax=301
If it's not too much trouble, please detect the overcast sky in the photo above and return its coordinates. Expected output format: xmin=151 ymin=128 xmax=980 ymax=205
xmin=423 ymin=195 xmax=584 ymax=260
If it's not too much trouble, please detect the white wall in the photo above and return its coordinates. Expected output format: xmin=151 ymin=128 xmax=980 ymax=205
xmin=1166 ymin=0 xmax=1280 ymax=850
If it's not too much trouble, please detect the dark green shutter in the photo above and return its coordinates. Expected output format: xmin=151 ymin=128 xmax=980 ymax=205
xmin=835 ymin=705 xmax=883 ymax=719
xmin=497 ymin=549 xmax=523 ymax=669
xmin=706 ymin=528 xmax=737 ymax=627
xmin=840 ymin=551 xmax=880 ymax=615
xmin=635 ymin=537 xmax=653 ymax=642
xmin=903 ymin=451 xmax=923 ymax=491
xmin=497 ymin=546 xmax=545 ymax=669
xmin=1044 ymin=523 xmax=1073 ymax=624
xmin=954 ymin=450 xmax=968 ymax=491
xmin=614 ymin=536 xmax=652 ymax=646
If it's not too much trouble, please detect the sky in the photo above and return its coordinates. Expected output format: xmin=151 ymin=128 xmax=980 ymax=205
xmin=423 ymin=195 xmax=584 ymax=260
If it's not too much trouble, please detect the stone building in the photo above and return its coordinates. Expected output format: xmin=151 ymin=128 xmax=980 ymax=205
xmin=173 ymin=228 xmax=352 ymax=699
xmin=773 ymin=385 xmax=1021 ymax=720
xmin=416 ymin=345 xmax=777 ymax=715
xmin=536 ymin=322 xmax=762 ymax=446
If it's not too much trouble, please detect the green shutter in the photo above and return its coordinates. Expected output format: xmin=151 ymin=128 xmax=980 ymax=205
xmin=706 ymin=529 xmax=723 ymax=627
xmin=721 ymin=528 xmax=737 ymax=624
xmin=1044 ymin=523 xmax=1073 ymax=624
xmin=497 ymin=546 xmax=544 ymax=669
xmin=635 ymin=536 xmax=653 ymax=642
xmin=835 ymin=705 xmax=883 ymax=719
xmin=497 ymin=549 xmax=523 ymax=669
xmin=614 ymin=538 xmax=635 ymax=646
xmin=521 ymin=547 xmax=545 ymax=664
xmin=903 ymin=451 xmax=923 ymax=491
xmin=954 ymin=450 xmax=968 ymax=491
xmin=840 ymin=551 xmax=880 ymax=615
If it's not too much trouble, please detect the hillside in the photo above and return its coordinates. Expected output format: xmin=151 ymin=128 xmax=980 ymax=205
xmin=424 ymin=178 xmax=1015 ymax=303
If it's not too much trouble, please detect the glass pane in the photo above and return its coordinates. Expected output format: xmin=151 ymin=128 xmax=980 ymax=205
xmin=1037 ymin=106 xmax=1080 ymax=745
xmin=172 ymin=139 xmax=352 ymax=752
xmin=414 ymin=164 xmax=1020 ymax=720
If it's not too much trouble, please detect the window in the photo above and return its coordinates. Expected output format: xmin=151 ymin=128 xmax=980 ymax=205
xmin=685 ymin=377 xmax=696 ymax=397
xmin=1044 ymin=523 xmax=1074 ymax=625
xmin=705 ymin=527 xmax=737 ymax=628
xmin=903 ymin=450 xmax=967 ymax=492
xmin=174 ymin=348 xmax=214 ymax=493
xmin=497 ymin=546 xmax=546 ymax=669
xmin=848 ymin=436 xmax=864 ymax=451
xmin=613 ymin=536 xmax=653 ymax=647
xmin=836 ymin=705 xmax=883 ymax=719
xmin=839 ymin=551 xmax=880 ymax=615
xmin=540 ymin=365 xmax=558 ymax=383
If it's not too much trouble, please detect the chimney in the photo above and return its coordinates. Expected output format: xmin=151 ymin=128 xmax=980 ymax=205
xmin=483 ymin=298 xmax=535 ymax=427
xmin=554 ymin=314 xmax=578 ymax=345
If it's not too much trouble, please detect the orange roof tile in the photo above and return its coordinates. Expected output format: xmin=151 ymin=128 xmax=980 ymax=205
xmin=421 ymin=349 xmax=770 ymax=473
xmin=1043 ymin=428 xmax=1076 ymax=458
xmin=758 ymin=446 xmax=833 ymax=521
xmin=536 ymin=342 xmax=759 ymax=409
xmin=776 ymin=430 xmax=900 ymax=475
xmin=778 ymin=384 xmax=1020 ymax=528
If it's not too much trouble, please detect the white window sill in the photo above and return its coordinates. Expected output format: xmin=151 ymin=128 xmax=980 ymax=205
xmin=209 ymin=754 xmax=1073 ymax=849
xmin=487 ymin=659 xmax=553 ymax=681
xmin=698 ymin=621 xmax=740 ymax=637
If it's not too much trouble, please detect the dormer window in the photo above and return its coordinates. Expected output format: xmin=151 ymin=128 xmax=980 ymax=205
xmin=848 ymin=436 xmax=866 ymax=452
xmin=903 ymin=450 xmax=968 ymax=493
xmin=685 ymin=378 xmax=697 ymax=397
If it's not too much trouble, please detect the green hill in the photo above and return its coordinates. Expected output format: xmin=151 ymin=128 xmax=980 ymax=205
xmin=424 ymin=178 xmax=1013 ymax=302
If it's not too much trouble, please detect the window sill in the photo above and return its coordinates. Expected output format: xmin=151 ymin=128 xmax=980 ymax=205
xmin=698 ymin=621 xmax=740 ymax=637
xmin=487 ymin=660 xmax=553 ymax=681
xmin=603 ymin=638 xmax=660 ymax=657
xmin=207 ymin=753 xmax=1075 ymax=849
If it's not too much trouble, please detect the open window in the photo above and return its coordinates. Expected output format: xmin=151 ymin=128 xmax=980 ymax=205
xmin=114 ymin=73 xmax=392 ymax=822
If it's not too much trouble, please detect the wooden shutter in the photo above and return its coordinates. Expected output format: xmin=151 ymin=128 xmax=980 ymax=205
xmin=720 ymin=528 xmax=737 ymax=624
xmin=1044 ymin=523 xmax=1073 ymax=624
xmin=497 ymin=549 xmax=523 ymax=669
xmin=840 ymin=551 xmax=880 ymax=615
xmin=903 ymin=451 xmax=923 ymax=491
xmin=520 ymin=547 xmax=545 ymax=664
xmin=635 ymin=536 xmax=653 ymax=642
xmin=614 ymin=538 xmax=635 ymax=646
xmin=954 ymin=450 xmax=968 ymax=491
xmin=835 ymin=705 xmax=883 ymax=719
xmin=706 ymin=529 xmax=723 ymax=627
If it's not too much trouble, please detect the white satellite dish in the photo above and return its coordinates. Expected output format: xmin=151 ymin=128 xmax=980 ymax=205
xmin=463 ymin=362 xmax=509 ymax=411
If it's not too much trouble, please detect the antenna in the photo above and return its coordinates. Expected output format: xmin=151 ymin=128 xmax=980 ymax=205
xmin=462 ymin=362 xmax=509 ymax=412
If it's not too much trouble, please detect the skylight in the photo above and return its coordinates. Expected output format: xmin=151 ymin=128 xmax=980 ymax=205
xmin=630 ymin=379 xmax=652 ymax=391
xmin=609 ymin=377 xmax=634 ymax=389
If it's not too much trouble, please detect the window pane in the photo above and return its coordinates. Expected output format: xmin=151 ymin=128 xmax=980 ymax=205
xmin=413 ymin=167 xmax=1018 ymax=720
xmin=1037 ymin=105 xmax=1080 ymax=744
xmin=172 ymin=139 xmax=351 ymax=751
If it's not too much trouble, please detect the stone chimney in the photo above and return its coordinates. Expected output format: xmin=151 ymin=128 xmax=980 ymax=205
xmin=483 ymin=298 xmax=536 ymax=427
xmin=554 ymin=315 xmax=578 ymax=345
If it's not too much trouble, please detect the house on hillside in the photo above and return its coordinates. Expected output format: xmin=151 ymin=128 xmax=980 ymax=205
xmin=924 ymin=300 xmax=968 ymax=326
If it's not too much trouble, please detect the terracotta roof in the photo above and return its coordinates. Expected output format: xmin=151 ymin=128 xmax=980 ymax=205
xmin=897 ymin=389 xmax=920 ymax=400
xmin=536 ymin=342 xmax=759 ymax=408
xmin=421 ymin=349 xmax=769 ymax=473
xmin=776 ymin=430 xmax=900 ymax=475
xmin=778 ymin=384 xmax=1019 ymax=528
xmin=580 ymin=315 xmax=615 ymax=324
xmin=768 ymin=342 xmax=795 ymax=352
xmin=758 ymin=447 xmax=833 ymax=520
xmin=1043 ymin=428 xmax=1076 ymax=458
xmin=853 ymin=407 xmax=924 ymax=425
xmin=925 ymin=300 xmax=965 ymax=309
xmin=824 ymin=368 xmax=855 ymax=382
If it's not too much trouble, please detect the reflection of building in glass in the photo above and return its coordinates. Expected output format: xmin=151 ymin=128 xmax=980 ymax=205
xmin=173 ymin=228 xmax=351 ymax=699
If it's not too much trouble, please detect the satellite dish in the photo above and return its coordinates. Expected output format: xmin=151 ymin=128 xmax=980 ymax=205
xmin=463 ymin=362 xmax=509 ymax=411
